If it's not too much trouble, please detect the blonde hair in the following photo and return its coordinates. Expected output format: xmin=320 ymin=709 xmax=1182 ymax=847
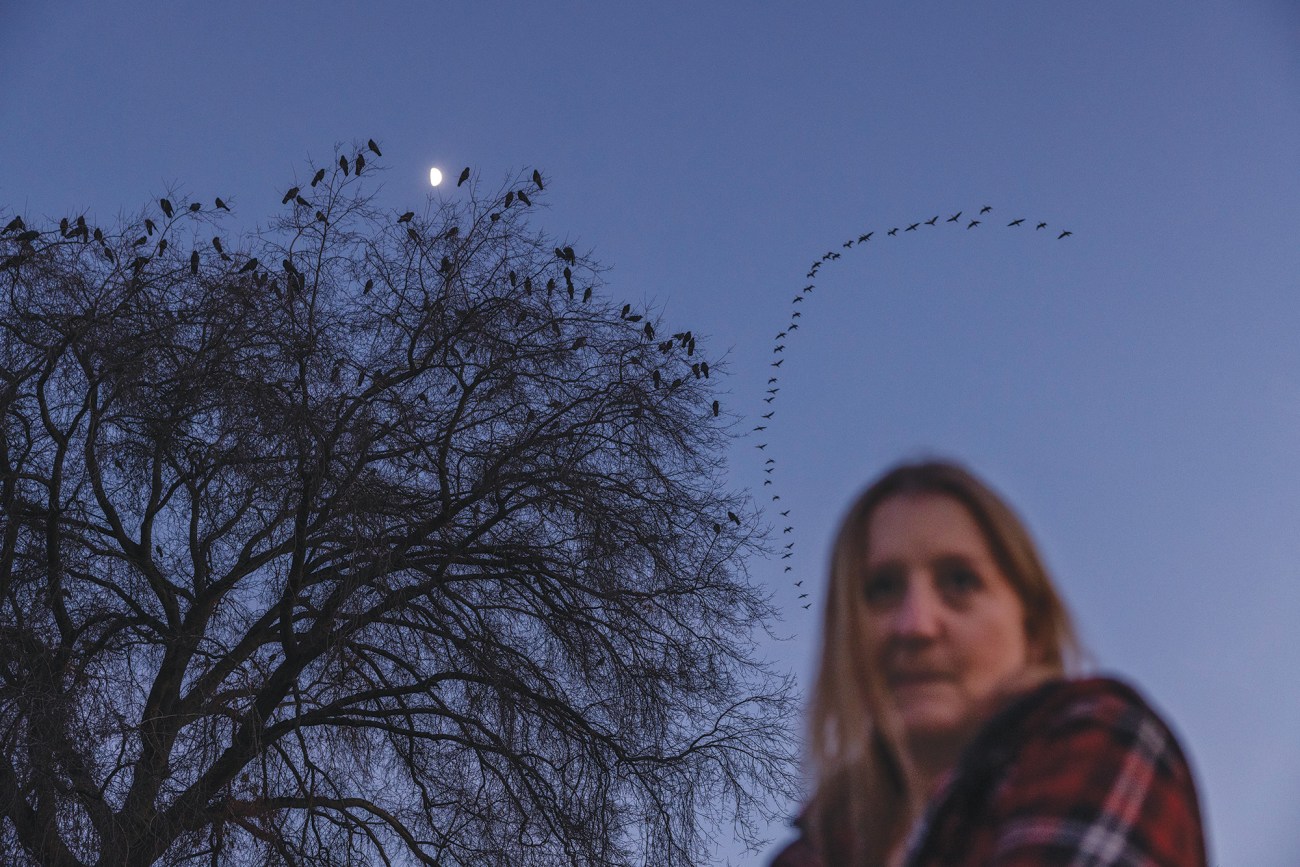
xmin=804 ymin=459 xmax=1084 ymax=864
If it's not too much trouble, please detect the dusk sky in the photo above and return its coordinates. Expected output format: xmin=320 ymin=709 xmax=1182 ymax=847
xmin=3 ymin=2 xmax=1298 ymax=864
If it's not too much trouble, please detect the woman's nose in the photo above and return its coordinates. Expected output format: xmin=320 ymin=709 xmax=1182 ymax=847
xmin=890 ymin=579 xmax=942 ymax=638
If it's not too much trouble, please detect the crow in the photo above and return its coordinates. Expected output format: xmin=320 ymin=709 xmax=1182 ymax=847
xmin=980 ymin=205 xmax=992 ymax=214
xmin=906 ymin=222 xmax=919 ymax=231
xmin=1036 ymin=222 xmax=1047 ymax=230
xmin=398 ymin=211 xmax=415 ymax=223
xmin=532 ymin=168 xmax=544 ymax=190
xmin=925 ymin=216 xmax=938 ymax=226
xmin=311 ymin=168 xmax=326 ymax=187
xmin=888 ymin=227 xmax=899 ymax=236
xmin=859 ymin=232 xmax=874 ymax=242
xmin=340 ymin=154 xmax=350 ymax=175
xmin=967 ymin=220 xmax=981 ymax=229
xmin=215 ymin=198 xmax=230 ymax=211
xmin=159 ymin=198 xmax=174 ymax=218
xmin=368 ymin=139 xmax=382 ymax=156
xmin=282 ymin=187 xmax=300 ymax=205
xmin=1058 ymin=230 xmax=1073 ymax=239
xmin=458 ymin=167 xmax=471 ymax=186
xmin=1008 ymin=218 xmax=1024 ymax=227
xmin=947 ymin=212 xmax=962 ymax=223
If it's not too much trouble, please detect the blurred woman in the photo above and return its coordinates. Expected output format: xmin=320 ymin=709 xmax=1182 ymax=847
xmin=771 ymin=459 xmax=1207 ymax=866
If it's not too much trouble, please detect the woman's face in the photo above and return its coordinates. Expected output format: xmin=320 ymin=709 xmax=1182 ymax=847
xmin=858 ymin=494 xmax=1033 ymax=746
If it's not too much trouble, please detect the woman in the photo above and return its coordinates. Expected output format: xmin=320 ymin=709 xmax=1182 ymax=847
xmin=771 ymin=459 xmax=1207 ymax=866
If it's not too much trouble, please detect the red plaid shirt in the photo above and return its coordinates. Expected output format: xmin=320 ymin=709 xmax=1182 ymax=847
xmin=770 ymin=677 xmax=1208 ymax=866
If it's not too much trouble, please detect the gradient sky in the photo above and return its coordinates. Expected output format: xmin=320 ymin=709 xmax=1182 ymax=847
xmin=3 ymin=2 xmax=1298 ymax=864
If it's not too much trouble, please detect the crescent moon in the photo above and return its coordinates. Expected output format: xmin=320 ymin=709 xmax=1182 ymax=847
xmin=429 ymin=167 xmax=443 ymax=187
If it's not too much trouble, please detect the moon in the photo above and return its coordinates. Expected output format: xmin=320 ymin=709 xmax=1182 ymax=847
xmin=429 ymin=167 xmax=443 ymax=187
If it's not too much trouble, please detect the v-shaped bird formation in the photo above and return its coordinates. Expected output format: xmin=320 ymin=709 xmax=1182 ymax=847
xmin=756 ymin=207 xmax=1073 ymax=614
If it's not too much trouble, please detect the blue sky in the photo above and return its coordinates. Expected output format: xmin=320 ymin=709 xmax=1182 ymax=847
xmin=3 ymin=2 xmax=1298 ymax=863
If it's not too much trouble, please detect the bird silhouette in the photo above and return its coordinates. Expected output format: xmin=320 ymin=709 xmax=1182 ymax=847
xmin=1036 ymin=222 xmax=1047 ymax=230
xmin=947 ymin=212 xmax=962 ymax=223
xmin=762 ymin=411 xmax=774 ymax=419
xmin=843 ymin=240 xmax=854 ymax=248
xmin=368 ymin=139 xmax=382 ymax=156
xmin=282 ymin=187 xmax=300 ymax=205
xmin=1058 ymin=230 xmax=1073 ymax=239
xmin=925 ymin=216 xmax=938 ymax=226
xmin=458 ymin=167 xmax=471 ymax=186
xmin=888 ymin=228 xmax=899 ymax=236
xmin=728 ymin=511 xmax=740 ymax=525
xmin=517 ymin=190 xmax=531 ymax=206
xmin=189 ymin=203 xmax=201 ymax=212
xmin=802 ymin=603 xmax=811 ymax=609
xmin=311 ymin=168 xmax=326 ymax=187
xmin=794 ymin=580 xmax=803 ymax=586
xmin=713 ymin=400 xmax=720 ymax=416
xmin=398 ymin=211 xmax=415 ymax=223
xmin=906 ymin=222 xmax=920 ymax=231
xmin=753 ymin=426 xmax=767 ymax=431
xmin=354 ymin=154 xmax=365 ymax=174
xmin=339 ymin=155 xmax=350 ymax=176
xmin=860 ymin=232 xmax=874 ymax=242
xmin=159 ymin=198 xmax=174 ymax=219
xmin=798 ymin=593 xmax=808 ymax=599
xmin=967 ymin=220 xmax=981 ymax=229
xmin=772 ymin=359 xmax=784 ymax=367
xmin=190 ymin=250 xmax=199 ymax=274
xmin=532 ymin=169 xmax=544 ymax=190
xmin=215 ymin=198 xmax=230 ymax=211
xmin=756 ymin=443 xmax=768 ymax=450
xmin=780 ymin=509 xmax=789 ymax=515
xmin=1008 ymin=218 xmax=1024 ymax=227
xmin=980 ymin=205 xmax=992 ymax=214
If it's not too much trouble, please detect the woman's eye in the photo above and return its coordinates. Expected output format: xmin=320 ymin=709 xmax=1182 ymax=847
xmin=863 ymin=570 xmax=904 ymax=606
xmin=938 ymin=565 xmax=982 ymax=596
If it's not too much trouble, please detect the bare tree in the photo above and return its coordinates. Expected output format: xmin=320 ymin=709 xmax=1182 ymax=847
xmin=0 ymin=148 xmax=795 ymax=867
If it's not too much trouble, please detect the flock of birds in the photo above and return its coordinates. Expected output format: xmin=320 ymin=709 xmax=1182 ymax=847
xmin=750 ymin=206 xmax=1072 ymax=612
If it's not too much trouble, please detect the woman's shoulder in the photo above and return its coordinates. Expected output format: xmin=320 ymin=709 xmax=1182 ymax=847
xmin=1010 ymin=674 xmax=1174 ymax=728
xmin=972 ymin=675 xmax=1207 ymax=865
xmin=906 ymin=675 xmax=1207 ymax=866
